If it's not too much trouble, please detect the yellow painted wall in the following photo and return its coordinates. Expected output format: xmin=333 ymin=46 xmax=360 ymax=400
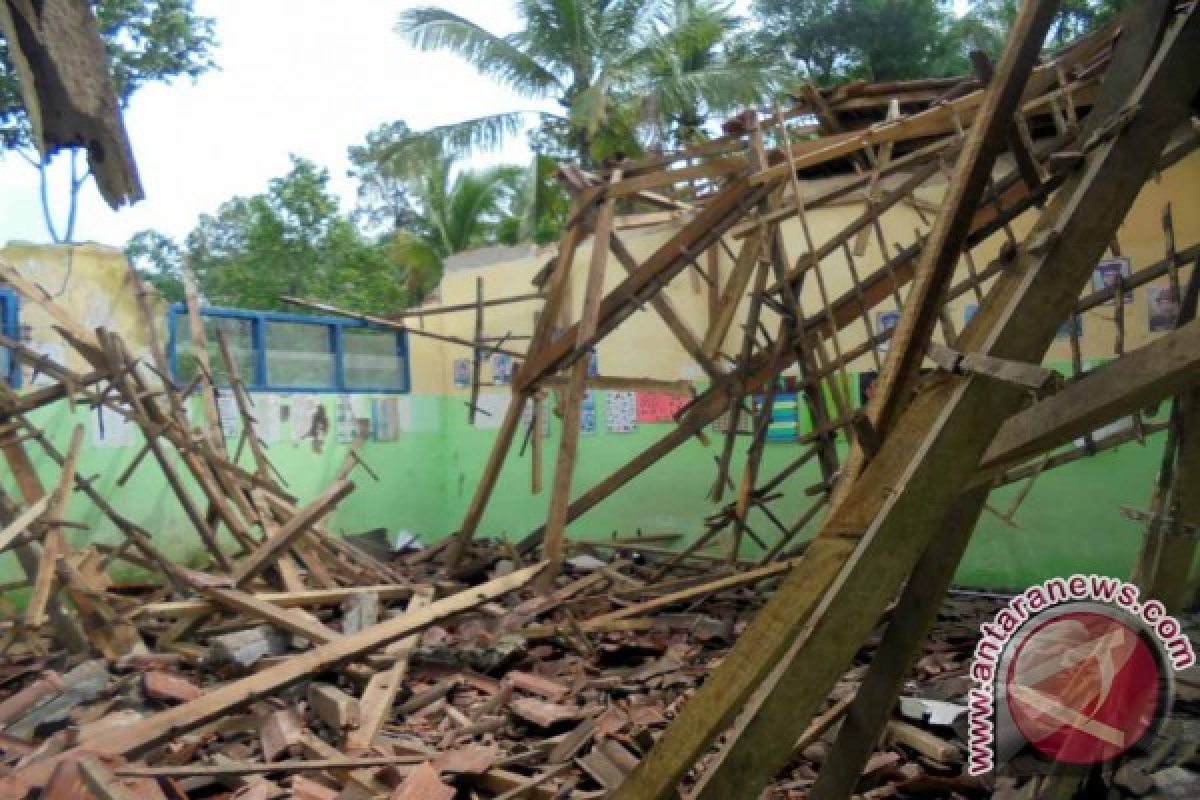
xmin=418 ymin=149 xmax=1200 ymax=391
xmin=1 ymin=243 xmax=166 ymax=373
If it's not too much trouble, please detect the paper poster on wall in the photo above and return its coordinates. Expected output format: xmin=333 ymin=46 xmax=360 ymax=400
xmin=758 ymin=392 xmax=799 ymax=443
xmin=491 ymin=353 xmax=514 ymax=386
xmin=337 ymin=396 xmax=370 ymax=443
xmin=26 ymin=340 xmax=66 ymax=388
xmin=251 ymin=394 xmax=281 ymax=443
xmin=291 ymin=394 xmax=328 ymax=452
xmin=606 ymin=391 xmax=637 ymax=433
xmin=91 ymin=405 xmax=134 ymax=448
xmin=1092 ymin=257 xmax=1133 ymax=304
xmin=1148 ymin=285 xmax=1181 ymax=332
xmin=473 ymin=392 xmax=511 ymax=430
xmin=216 ymin=393 xmax=241 ymax=440
xmin=636 ymin=391 xmax=691 ymax=423
xmin=876 ymin=310 xmax=900 ymax=351
xmin=368 ymin=396 xmax=400 ymax=441
xmin=712 ymin=408 xmax=753 ymax=434
xmin=453 ymin=358 xmax=471 ymax=389
xmin=581 ymin=390 xmax=597 ymax=435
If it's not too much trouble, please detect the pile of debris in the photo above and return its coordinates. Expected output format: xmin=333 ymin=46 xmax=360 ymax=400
xmin=3 ymin=509 xmax=1199 ymax=799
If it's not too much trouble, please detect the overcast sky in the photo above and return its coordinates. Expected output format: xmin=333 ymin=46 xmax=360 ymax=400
xmin=0 ymin=0 xmax=970 ymax=249
xmin=0 ymin=1 xmax=556 ymax=248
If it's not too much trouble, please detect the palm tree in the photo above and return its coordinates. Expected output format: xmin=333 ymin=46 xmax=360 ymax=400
xmin=381 ymin=147 xmax=523 ymax=304
xmin=397 ymin=0 xmax=778 ymax=166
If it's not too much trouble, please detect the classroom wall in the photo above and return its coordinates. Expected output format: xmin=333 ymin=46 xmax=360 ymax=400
xmin=1 ymin=148 xmax=1197 ymax=592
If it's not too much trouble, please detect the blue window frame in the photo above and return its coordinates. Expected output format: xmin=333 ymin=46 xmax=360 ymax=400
xmin=166 ymin=304 xmax=410 ymax=394
xmin=0 ymin=288 xmax=21 ymax=388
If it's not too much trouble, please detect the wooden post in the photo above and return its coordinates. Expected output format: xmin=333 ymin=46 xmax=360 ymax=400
xmin=543 ymin=169 xmax=622 ymax=585
xmin=613 ymin=5 xmax=1196 ymax=797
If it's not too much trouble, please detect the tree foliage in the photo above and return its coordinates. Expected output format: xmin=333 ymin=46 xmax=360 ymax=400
xmin=751 ymin=0 xmax=1127 ymax=86
xmin=397 ymin=0 xmax=778 ymax=165
xmin=958 ymin=0 xmax=1129 ymax=58
xmin=126 ymin=157 xmax=411 ymax=314
xmin=0 ymin=0 xmax=217 ymax=241
xmin=347 ymin=122 xmax=548 ymax=304
xmin=751 ymin=0 xmax=968 ymax=84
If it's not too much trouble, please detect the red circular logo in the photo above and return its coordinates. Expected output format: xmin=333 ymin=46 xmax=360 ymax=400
xmin=1005 ymin=610 xmax=1161 ymax=765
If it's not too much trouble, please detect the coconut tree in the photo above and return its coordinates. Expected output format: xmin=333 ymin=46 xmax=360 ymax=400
xmin=380 ymin=146 xmax=524 ymax=304
xmin=397 ymin=0 xmax=778 ymax=166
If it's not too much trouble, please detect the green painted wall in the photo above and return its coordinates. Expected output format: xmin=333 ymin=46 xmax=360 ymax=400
xmin=0 ymin=374 xmax=1182 ymax=594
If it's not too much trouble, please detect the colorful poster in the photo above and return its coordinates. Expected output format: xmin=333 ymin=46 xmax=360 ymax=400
xmin=581 ymin=390 xmax=597 ymax=435
xmin=370 ymin=396 xmax=400 ymax=441
xmin=337 ymin=396 xmax=370 ymax=443
xmin=636 ymin=391 xmax=691 ymax=423
xmin=606 ymin=391 xmax=637 ymax=433
xmin=758 ymin=392 xmax=799 ymax=443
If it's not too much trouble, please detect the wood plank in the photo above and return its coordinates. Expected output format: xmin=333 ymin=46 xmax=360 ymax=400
xmin=345 ymin=589 xmax=432 ymax=753
xmin=543 ymin=169 xmax=622 ymax=584
xmin=231 ymin=480 xmax=354 ymax=586
xmin=16 ymin=563 xmax=546 ymax=788
xmin=516 ymin=175 xmax=775 ymax=391
xmin=832 ymin=0 xmax=1060 ymax=514
xmin=132 ymin=584 xmax=414 ymax=618
xmin=0 ymin=494 xmax=50 ymax=553
xmin=613 ymin=8 xmax=1200 ymax=798
xmin=977 ymin=317 xmax=1200 ymax=481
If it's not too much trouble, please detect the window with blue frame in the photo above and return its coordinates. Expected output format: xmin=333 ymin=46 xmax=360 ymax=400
xmin=0 ymin=288 xmax=21 ymax=388
xmin=166 ymin=305 xmax=409 ymax=393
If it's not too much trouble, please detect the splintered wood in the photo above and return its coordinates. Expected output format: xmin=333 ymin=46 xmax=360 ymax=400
xmin=4 ymin=1 xmax=1200 ymax=798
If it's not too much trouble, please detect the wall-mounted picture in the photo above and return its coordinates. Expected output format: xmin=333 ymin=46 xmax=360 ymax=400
xmin=1092 ymin=257 xmax=1133 ymax=304
xmin=876 ymin=310 xmax=899 ymax=351
xmin=452 ymin=358 xmax=471 ymax=389
xmin=1148 ymin=285 xmax=1181 ymax=332
xmin=491 ymin=352 xmax=514 ymax=386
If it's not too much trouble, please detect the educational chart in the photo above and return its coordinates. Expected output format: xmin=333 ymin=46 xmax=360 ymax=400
xmin=369 ymin=396 xmax=400 ymax=441
xmin=605 ymin=390 xmax=638 ymax=433
xmin=336 ymin=395 xmax=369 ymax=443
xmin=636 ymin=391 xmax=690 ymax=423
xmin=760 ymin=392 xmax=799 ymax=442
xmin=581 ymin=391 xmax=597 ymax=435
xmin=251 ymin=394 xmax=282 ymax=443
xmin=217 ymin=394 xmax=240 ymax=440
xmin=473 ymin=392 xmax=511 ymax=430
